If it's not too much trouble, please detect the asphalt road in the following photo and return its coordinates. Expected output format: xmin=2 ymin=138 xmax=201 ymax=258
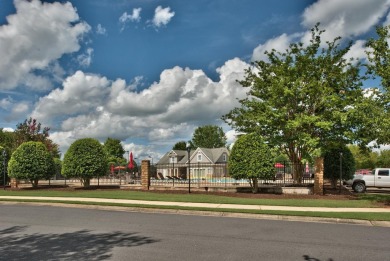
xmin=0 ymin=204 xmax=389 ymax=261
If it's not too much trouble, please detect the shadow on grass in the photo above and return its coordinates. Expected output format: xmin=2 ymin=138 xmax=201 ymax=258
xmin=0 ymin=226 xmax=158 ymax=260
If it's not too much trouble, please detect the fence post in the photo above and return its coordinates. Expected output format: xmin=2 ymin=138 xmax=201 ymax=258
xmin=141 ymin=160 xmax=150 ymax=190
xmin=314 ymin=157 xmax=324 ymax=195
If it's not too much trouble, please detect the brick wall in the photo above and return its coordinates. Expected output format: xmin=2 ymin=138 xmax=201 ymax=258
xmin=141 ymin=160 xmax=150 ymax=190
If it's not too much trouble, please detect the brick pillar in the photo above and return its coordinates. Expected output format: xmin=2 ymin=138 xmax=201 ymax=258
xmin=314 ymin=157 xmax=324 ymax=195
xmin=10 ymin=178 xmax=18 ymax=188
xmin=141 ymin=160 xmax=150 ymax=190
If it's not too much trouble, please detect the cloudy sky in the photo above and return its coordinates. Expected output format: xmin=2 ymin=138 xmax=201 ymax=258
xmin=0 ymin=0 xmax=389 ymax=161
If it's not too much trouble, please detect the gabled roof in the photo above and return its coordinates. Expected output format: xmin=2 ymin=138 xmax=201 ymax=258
xmin=156 ymin=149 xmax=193 ymax=164
xmin=191 ymin=147 xmax=229 ymax=163
xmin=157 ymin=147 xmax=229 ymax=164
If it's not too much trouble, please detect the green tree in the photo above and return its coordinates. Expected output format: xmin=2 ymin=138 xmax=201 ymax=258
xmin=62 ymin=138 xmax=107 ymax=187
xmin=324 ymin=146 xmax=355 ymax=188
xmin=348 ymin=145 xmax=378 ymax=169
xmin=14 ymin=118 xmax=60 ymax=158
xmin=8 ymin=141 xmax=55 ymax=188
xmin=229 ymin=133 xmax=274 ymax=193
xmin=53 ymin=158 xmax=62 ymax=179
xmin=172 ymin=141 xmax=187 ymax=150
xmin=223 ymin=25 xmax=378 ymax=183
xmin=366 ymin=25 xmax=390 ymax=146
xmin=377 ymin=150 xmax=390 ymax=167
xmin=192 ymin=125 xmax=227 ymax=148
xmin=0 ymin=129 xmax=16 ymax=152
xmin=103 ymin=138 xmax=125 ymax=159
xmin=0 ymin=145 xmax=10 ymax=186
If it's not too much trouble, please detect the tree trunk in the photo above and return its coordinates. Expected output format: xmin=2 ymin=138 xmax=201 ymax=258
xmin=250 ymin=178 xmax=258 ymax=193
xmin=31 ymin=179 xmax=39 ymax=188
xmin=292 ymin=161 xmax=304 ymax=184
xmin=82 ymin=178 xmax=90 ymax=187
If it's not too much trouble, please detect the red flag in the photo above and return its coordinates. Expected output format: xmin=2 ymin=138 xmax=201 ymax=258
xmin=128 ymin=152 xmax=134 ymax=169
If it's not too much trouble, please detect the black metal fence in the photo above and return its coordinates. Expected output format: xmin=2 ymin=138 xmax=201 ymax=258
xmin=152 ymin=161 xmax=314 ymax=188
xmin=17 ymin=161 xmax=314 ymax=188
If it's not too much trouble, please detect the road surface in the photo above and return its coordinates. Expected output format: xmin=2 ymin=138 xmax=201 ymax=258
xmin=0 ymin=203 xmax=389 ymax=261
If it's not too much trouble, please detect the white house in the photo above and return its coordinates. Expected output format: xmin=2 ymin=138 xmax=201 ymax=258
xmin=156 ymin=147 xmax=229 ymax=179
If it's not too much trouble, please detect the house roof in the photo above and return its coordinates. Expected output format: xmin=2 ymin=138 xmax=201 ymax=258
xmin=157 ymin=147 xmax=229 ymax=164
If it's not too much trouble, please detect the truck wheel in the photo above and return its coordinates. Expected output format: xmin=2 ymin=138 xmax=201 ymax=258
xmin=353 ymin=182 xmax=366 ymax=193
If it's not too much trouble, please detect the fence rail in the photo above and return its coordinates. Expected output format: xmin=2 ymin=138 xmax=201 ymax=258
xmin=15 ymin=161 xmax=314 ymax=188
xmin=152 ymin=162 xmax=314 ymax=188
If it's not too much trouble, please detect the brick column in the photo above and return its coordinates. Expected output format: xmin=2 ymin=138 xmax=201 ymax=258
xmin=10 ymin=178 xmax=18 ymax=188
xmin=314 ymin=157 xmax=324 ymax=195
xmin=141 ymin=160 xmax=150 ymax=190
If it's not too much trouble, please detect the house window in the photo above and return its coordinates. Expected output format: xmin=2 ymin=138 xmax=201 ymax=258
xmin=223 ymin=154 xmax=227 ymax=162
xmin=197 ymin=153 xmax=202 ymax=161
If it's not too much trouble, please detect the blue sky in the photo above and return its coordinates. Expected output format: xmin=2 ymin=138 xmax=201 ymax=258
xmin=0 ymin=0 xmax=389 ymax=160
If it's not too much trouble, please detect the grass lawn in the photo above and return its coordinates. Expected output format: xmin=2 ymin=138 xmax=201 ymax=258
xmin=1 ymin=188 xmax=389 ymax=221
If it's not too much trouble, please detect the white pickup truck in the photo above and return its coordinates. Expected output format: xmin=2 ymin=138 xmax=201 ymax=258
xmin=352 ymin=168 xmax=390 ymax=193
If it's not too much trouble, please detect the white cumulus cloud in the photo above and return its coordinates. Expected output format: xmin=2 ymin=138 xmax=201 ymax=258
xmin=33 ymin=58 xmax=249 ymax=156
xmin=119 ymin=8 xmax=142 ymax=31
xmin=152 ymin=6 xmax=175 ymax=27
xmin=0 ymin=0 xmax=90 ymax=91
xmin=302 ymin=0 xmax=390 ymax=42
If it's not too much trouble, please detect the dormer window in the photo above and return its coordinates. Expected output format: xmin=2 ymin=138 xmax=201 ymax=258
xmin=223 ymin=154 xmax=227 ymax=162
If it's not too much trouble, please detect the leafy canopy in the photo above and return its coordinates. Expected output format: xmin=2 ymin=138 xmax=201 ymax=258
xmin=62 ymin=138 xmax=107 ymax=187
xmin=324 ymin=145 xmax=355 ymax=188
xmin=8 ymin=141 xmax=55 ymax=187
xmin=223 ymin=25 xmax=381 ymax=180
xmin=191 ymin=125 xmax=227 ymax=148
xmin=229 ymin=133 xmax=274 ymax=192
xmin=103 ymin=138 xmax=125 ymax=160
xmin=0 ymin=145 xmax=9 ymax=186
xmin=365 ymin=25 xmax=390 ymax=145
xmin=172 ymin=141 xmax=187 ymax=150
xmin=14 ymin=118 xmax=60 ymax=158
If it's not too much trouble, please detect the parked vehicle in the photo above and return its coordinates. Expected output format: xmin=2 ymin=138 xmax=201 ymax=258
xmin=352 ymin=168 xmax=390 ymax=193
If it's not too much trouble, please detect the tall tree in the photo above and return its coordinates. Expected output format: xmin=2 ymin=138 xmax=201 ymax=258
xmin=377 ymin=150 xmax=390 ymax=167
xmin=172 ymin=141 xmax=187 ymax=150
xmin=0 ymin=145 xmax=10 ymax=186
xmin=0 ymin=129 xmax=16 ymax=152
xmin=8 ymin=141 xmax=55 ymax=188
xmin=229 ymin=133 xmax=274 ymax=193
xmin=366 ymin=25 xmax=390 ymax=146
xmin=223 ymin=25 xmax=379 ymax=183
xmin=191 ymin=125 xmax=227 ymax=148
xmin=62 ymin=138 xmax=107 ymax=187
xmin=103 ymin=138 xmax=125 ymax=159
xmin=14 ymin=118 xmax=60 ymax=158
xmin=348 ymin=145 xmax=378 ymax=170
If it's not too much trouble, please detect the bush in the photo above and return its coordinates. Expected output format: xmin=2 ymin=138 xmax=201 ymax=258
xmin=229 ymin=133 xmax=274 ymax=193
xmin=62 ymin=138 xmax=107 ymax=187
xmin=324 ymin=145 xmax=355 ymax=188
xmin=8 ymin=141 xmax=55 ymax=187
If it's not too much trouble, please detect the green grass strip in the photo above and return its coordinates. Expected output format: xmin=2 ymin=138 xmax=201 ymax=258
xmin=0 ymin=190 xmax=381 ymax=208
xmin=1 ymin=198 xmax=389 ymax=221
